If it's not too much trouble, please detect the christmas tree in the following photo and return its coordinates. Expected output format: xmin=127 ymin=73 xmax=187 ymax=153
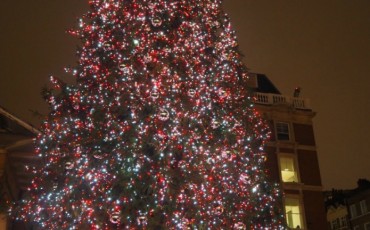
xmin=18 ymin=0 xmax=286 ymax=229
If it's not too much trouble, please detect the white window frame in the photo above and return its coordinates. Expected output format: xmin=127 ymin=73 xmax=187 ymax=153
xmin=276 ymin=122 xmax=291 ymax=141
xmin=278 ymin=153 xmax=300 ymax=183
xmin=360 ymin=200 xmax=368 ymax=214
xmin=284 ymin=195 xmax=305 ymax=229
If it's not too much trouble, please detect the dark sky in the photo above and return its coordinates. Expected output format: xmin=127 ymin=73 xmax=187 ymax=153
xmin=0 ymin=1 xmax=369 ymax=190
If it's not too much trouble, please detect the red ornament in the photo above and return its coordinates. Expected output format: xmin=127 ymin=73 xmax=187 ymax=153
xmin=218 ymin=88 xmax=228 ymax=99
xmin=188 ymin=89 xmax=196 ymax=97
xmin=151 ymin=90 xmax=159 ymax=99
xmin=110 ymin=212 xmax=120 ymax=224
xmin=65 ymin=161 xmax=73 ymax=170
xmin=214 ymin=205 xmax=224 ymax=215
xmin=158 ymin=109 xmax=169 ymax=121
xmin=221 ymin=149 xmax=233 ymax=160
xmin=151 ymin=16 xmax=163 ymax=27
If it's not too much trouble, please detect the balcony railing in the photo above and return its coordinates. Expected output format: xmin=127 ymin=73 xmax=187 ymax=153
xmin=253 ymin=92 xmax=311 ymax=110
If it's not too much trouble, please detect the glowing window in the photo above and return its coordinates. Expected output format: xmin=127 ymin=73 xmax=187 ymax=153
xmin=285 ymin=197 xmax=303 ymax=229
xmin=280 ymin=156 xmax=299 ymax=182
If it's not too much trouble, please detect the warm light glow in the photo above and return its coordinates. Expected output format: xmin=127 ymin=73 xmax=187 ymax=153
xmin=285 ymin=198 xmax=303 ymax=229
xmin=280 ymin=156 xmax=298 ymax=182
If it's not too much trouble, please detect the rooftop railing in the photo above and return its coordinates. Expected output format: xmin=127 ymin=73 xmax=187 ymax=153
xmin=253 ymin=92 xmax=311 ymax=110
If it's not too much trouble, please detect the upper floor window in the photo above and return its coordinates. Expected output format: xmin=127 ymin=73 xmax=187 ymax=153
xmin=360 ymin=200 xmax=368 ymax=214
xmin=279 ymin=155 xmax=299 ymax=183
xmin=276 ymin=122 xmax=290 ymax=140
xmin=285 ymin=197 xmax=304 ymax=229
xmin=350 ymin=204 xmax=357 ymax=218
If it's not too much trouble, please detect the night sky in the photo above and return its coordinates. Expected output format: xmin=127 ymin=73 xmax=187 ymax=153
xmin=0 ymin=1 xmax=369 ymax=190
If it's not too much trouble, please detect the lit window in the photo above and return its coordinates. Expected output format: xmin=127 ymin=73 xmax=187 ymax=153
xmin=276 ymin=122 xmax=290 ymax=140
xmin=280 ymin=156 xmax=299 ymax=182
xmin=285 ymin=197 xmax=303 ymax=229
xmin=360 ymin=200 xmax=368 ymax=214
xmin=350 ymin=204 xmax=357 ymax=218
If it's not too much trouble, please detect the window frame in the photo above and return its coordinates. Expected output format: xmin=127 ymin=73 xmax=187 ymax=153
xmin=275 ymin=121 xmax=291 ymax=141
xmin=278 ymin=153 xmax=300 ymax=183
xmin=360 ymin=200 xmax=368 ymax=215
xmin=284 ymin=195 xmax=305 ymax=229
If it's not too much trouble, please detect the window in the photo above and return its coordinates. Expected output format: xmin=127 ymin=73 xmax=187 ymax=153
xmin=365 ymin=222 xmax=370 ymax=230
xmin=276 ymin=122 xmax=290 ymax=140
xmin=350 ymin=204 xmax=357 ymax=218
xmin=279 ymin=156 xmax=299 ymax=182
xmin=340 ymin=216 xmax=347 ymax=227
xmin=360 ymin=200 xmax=368 ymax=214
xmin=285 ymin=197 xmax=303 ymax=229
xmin=331 ymin=219 xmax=339 ymax=229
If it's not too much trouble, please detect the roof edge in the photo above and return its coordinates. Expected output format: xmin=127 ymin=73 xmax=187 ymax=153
xmin=0 ymin=106 xmax=40 ymax=135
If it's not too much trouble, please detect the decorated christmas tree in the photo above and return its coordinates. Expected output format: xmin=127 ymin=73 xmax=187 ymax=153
xmin=18 ymin=0 xmax=286 ymax=229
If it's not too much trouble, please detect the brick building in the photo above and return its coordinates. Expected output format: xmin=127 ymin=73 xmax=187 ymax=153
xmin=325 ymin=179 xmax=370 ymax=230
xmin=348 ymin=181 xmax=370 ymax=230
xmin=251 ymin=73 xmax=328 ymax=229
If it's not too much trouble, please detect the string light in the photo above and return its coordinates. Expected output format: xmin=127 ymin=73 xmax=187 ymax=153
xmin=18 ymin=0 xmax=286 ymax=229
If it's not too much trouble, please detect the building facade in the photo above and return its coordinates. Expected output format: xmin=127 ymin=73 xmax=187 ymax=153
xmin=250 ymin=73 xmax=328 ymax=229
xmin=325 ymin=180 xmax=370 ymax=230
xmin=327 ymin=204 xmax=350 ymax=230
xmin=0 ymin=106 xmax=39 ymax=229
xmin=348 ymin=185 xmax=370 ymax=230
xmin=325 ymin=189 xmax=351 ymax=230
